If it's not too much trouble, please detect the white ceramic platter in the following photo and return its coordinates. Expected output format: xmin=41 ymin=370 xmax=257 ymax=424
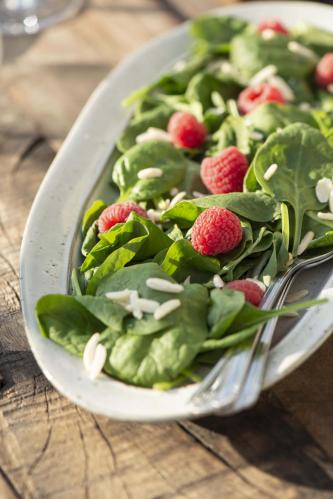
xmin=20 ymin=1 xmax=333 ymax=422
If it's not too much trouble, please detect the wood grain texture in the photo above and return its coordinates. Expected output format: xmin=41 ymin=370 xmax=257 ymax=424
xmin=1 ymin=1 xmax=333 ymax=497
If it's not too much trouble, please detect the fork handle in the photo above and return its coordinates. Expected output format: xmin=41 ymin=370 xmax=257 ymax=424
xmin=223 ymin=276 xmax=295 ymax=415
xmin=189 ymin=268 xmax=296 ymax=411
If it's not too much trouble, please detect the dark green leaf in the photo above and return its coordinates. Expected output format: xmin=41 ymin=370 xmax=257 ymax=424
xmin=208 ymin=288 xmax=245 ymax=339
xmin=254 ymin=123 xmax=333 ymax=253
xmin=35 ymin=295 xmax=105 ymax=356
xmin=231 ymin=32 xmax=316 ymax=82
xmin=82 ymin=199 xmax=106 ymax=236
xmin=113 ymin=140 xmax=187 ymax=202
xmin=161 ymin=239 xmax=220 ymax=282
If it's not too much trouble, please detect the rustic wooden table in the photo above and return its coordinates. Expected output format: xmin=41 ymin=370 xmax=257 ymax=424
xmin=1 ymin=1 xmax=333 ymax=497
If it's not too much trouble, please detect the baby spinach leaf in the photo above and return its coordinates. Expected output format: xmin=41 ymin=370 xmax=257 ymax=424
xmin=208 ymin=288 xmax=245 ymax=339
xmin=243 ymin=162 xmax=259 ymax=192
xmin=117 ymin=104 xmax=173 ymax=152
xmin=311 ymin=110 xmax=333 ymax=140
xmin=201 ymin=325 xmax=258 ymax=352
xmin=318 ymin=90 xmax=333 ymax=113
xmin=162 ymin=192 xmax=276 ymax=227
xmin=189 ymin=192 xmax=277 ymax=222
xmin=81 ymin=221 xmax=99 ymax=257
xmin=95 ymin=262 xmax=170 ymax=297
xmin=254 ymin=123 xmax=333 ymax=254
xmin=35 ymin=295 xmax=105 ymax=356
xmin=221 ymin=227 xmax=273 ymax=279
xmin=292 ymin=23 xmax=333 ymax=57
xmin=247 ymin=102 xmax=317 ymax=137
xmin=81 ymin=219 xmax=145 ymax=272
xmin=161 ymin=200 xmax=201 ymax=228
xmin=166 ymin=224 xmax=184 ymax=242
xmin=230 ymin=298 xmax=325 ymax=333
xmin=82 ymin=199 xmax=106 ymax=236
xmin=260 ymin=232 xmax=289 ymax=283
xmin=231 ymin=32 xmax=316 ymax=82
xmin=191 ymin=15 xmax=248 ymax=53
xmin=179 ymin=159 xmax=205 ymax=195
xmin=303 ymin=211 xmax=333 ymax=249
xmin=161 ymin=239 xmax=220 ymax=282
xmin=212 ymin=115 xmax=252 ymax=155
xmin=254 ymin=123 xmax=333 ymax=253
xmin=71 ymin=268 xmax=85 ymax=296
xmin=123 ymin=54 xmax=210 ymax=107
xmin=129 ymin=213 xmax=172 ymax=259
xmin=113 ymin=140 xmax=187 ymax=202
xmin=105 ymin=284 xmax=208 ymax=387
xmin=186 ymin=72 xmax=241 ymax=113
xmin=310 ymin=231 xmax=333 ymax=249
xmin=74 ymin=295 xmax=128 ymax=329
xmin=86 ymin=234 xmax=147 ymax=295
xmin=287 ymin=78 xmax=314 ymax=105
xmin=203 ymin=107 xmax=227 ymax=133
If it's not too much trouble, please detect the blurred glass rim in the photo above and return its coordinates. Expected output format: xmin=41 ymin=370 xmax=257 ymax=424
xmin=0 ymin=0 xmax=86 ymax=36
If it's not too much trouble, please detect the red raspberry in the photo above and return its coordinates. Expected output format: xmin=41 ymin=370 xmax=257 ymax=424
xmin=315 ymin=53 xmax=333 ymax=88
xmin=191 ymin=207 xmax=243 ymax=256
xmin=238 ymin=83 xmax=285 ymax=114
xmin=226 ymin=279 xmax=264 ymax=306
xmin=257 ymin=19 xmax=289 ymax=35
xmin=200 ymin=146 xmax=248 ymax=195
xmin=97 ymin=201 xmax=147 ymax=233
xmin=167 ymin=112 xmax=207 ymax=149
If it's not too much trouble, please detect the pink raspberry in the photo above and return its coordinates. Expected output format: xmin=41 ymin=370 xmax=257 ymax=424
xmin=238 ymin=83 xmax=285 ymax=114
xmin=167 ymin=111 xmax=207 ymax=149
xmin=97 ymin=201 xmax=147 ymax=233
xmin=200 ymin=146 xmax=248 ymax=195
xmin=257 ymin=19 xmax=289 ymax=35
xmin=315 ymin=53 xmax=333 ymax=88
xmin=191 ymin=207 xmax=243 ymax=256
xmin=226 ymin=279 xmax=264 ymax=306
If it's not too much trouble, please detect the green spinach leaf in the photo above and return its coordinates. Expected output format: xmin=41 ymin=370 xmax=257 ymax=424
xmin=292 ymin=23 xmax=333 ymax=57
xmin=113 ymin=140 xmax=187 ymax=202
xmin=162 ymin=191 xmax=277 ymax=227
xmin=161 ymin=239 xmax=220 ymax=282
xmin=117 ymin=104 xmax=173 ymax=152
xmin=82 ymin=199 xmax=106 ymax=236
xmin=35 ymin=295 xmax=105 ymax=356
xmin=208 ymin=288 xmax=245 ymax=339
xmin=247 ymin=102 xmax=317 ymax=137
xmin=231 ymin=32 xmax=316 ymax=82
xmin=254 ymin=123 xmax=333 ymax=253
xmin=106 ymin=284 xmax=208 ymax=387
xmin=191 ymin=15 xmax=248 ymax=53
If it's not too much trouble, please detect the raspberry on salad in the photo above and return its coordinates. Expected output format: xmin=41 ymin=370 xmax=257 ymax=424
xmin=191 ymin=207 xmax=243 ymax=256
xmin=97 ymin=202 xmax=147 ymax=233
xmin=167 ymin=111 xmax=207 ymax=149
xmin=237 ymin=83 xmax=286 ymax=114
xmin=257 ymin=19 xmax=289 ymax=35
xmin=315 ymin=53 xmax=333 ymax=89
xmin=200 ymin=146 xmax=248 ymax=195
xmin=226 ymin=279 xmax=264 ymax=306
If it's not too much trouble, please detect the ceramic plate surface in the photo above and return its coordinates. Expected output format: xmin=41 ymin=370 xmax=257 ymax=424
xmin=21 ymin=1 xmax=333 ymax=422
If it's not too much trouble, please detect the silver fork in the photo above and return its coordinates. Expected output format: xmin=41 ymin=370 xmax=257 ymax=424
xmin=189 ymin=248 xmax=333 ymax=415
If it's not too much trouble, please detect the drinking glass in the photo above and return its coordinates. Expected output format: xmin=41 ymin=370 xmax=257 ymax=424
xmin=0 ymin=0 xmax=85 ymax=35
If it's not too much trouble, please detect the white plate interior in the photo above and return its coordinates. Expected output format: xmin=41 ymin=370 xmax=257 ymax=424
xmin=20 ymin=2 xmax=333 ymax=421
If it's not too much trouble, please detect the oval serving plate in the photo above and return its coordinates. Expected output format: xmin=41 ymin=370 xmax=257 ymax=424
xmin=21 ymin=1 xmax=333 ymax=422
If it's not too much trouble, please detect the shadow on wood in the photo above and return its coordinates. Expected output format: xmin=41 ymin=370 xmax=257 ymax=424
xmin=186 ymin=395 xmax=333 ymax=491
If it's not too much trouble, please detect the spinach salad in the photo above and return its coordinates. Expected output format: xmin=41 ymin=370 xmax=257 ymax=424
xmin=36 ymin=15 xmax=333 ymax=389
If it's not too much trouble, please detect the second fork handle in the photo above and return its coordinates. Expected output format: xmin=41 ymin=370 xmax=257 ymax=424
xmin=206 ymin=266 xmax=297 ymax=413
xmin=223 ymin=275 xmax=295 ymax=415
